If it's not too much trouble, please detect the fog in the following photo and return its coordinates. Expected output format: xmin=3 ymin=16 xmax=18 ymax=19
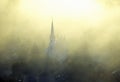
xmin=0 ymin=0 xmax=120 ymax=82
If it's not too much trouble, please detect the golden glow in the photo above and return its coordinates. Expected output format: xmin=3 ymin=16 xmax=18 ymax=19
xmin=19 ymin=0 xmax=104 ymax=17
xmin=1 ymin=0 xmax=120 ymax=70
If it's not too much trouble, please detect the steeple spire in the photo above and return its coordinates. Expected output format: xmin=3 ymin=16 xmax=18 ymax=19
xmin=46 ymin=19 xmax=56 ymax=56
xmin=50 ymin=19 xmax=55 ymax=42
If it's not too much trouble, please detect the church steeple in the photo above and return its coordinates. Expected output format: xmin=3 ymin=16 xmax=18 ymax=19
xmin=47 ymin=20 xmax=56 ymax=55
xmin=50 ymin=20 xmax=55 ymax=44
xmin=50 ymin=20 xmax=55 ymax=42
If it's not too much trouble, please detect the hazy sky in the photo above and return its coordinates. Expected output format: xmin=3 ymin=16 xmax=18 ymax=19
xmin=0 ymin=0 xmax=120 ymax=52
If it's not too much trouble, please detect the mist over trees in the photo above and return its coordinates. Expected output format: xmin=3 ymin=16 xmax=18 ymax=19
xmin=0 ymin=0 xmax=120 ymax=82
xmin=0 ymin=30 xmax=119 ymax=82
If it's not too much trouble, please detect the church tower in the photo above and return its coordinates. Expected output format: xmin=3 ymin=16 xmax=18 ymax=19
xmin=45 ymin=20 xmax=56 ymax=82
xmin=44 ymin=20 xmax=68 ymax=82
xmin=47 ymin=20 xmax=56 ymax=58
xmin=50 ymin=20 xmax=55 ymax=43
